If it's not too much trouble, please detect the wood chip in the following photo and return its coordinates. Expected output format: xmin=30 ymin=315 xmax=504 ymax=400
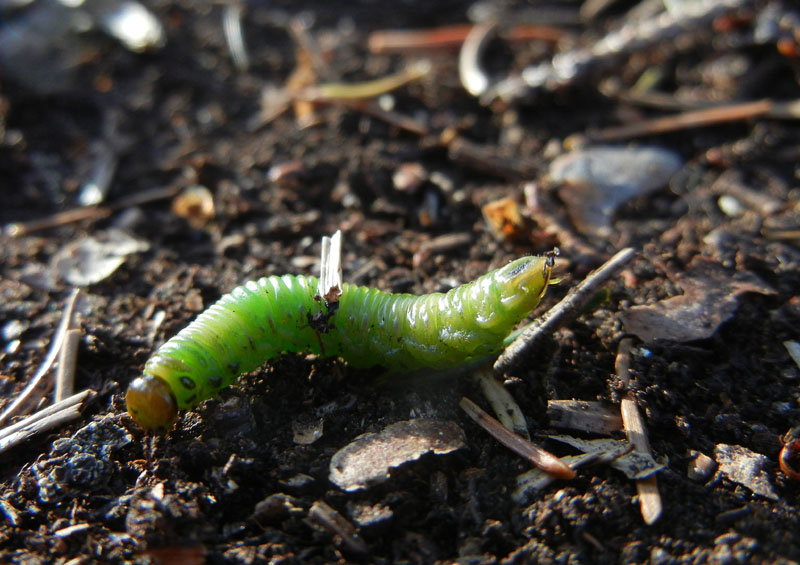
xmin=547 ymin=399 xmax=623 ymax=435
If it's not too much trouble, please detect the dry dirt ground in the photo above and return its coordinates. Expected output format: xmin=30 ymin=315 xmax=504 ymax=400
xmin=1 ymin=1 xmax=799 ymax=563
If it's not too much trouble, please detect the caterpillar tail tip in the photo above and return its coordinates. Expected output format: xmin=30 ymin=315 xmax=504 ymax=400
xmin=126 ymin=375 xmax=178 ymax=434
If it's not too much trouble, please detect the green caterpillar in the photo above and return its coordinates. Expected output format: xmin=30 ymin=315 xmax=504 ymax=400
xmin=126 ymin=254 xmax=555 ymax=432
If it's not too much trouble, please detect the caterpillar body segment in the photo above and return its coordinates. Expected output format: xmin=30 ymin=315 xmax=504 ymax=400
xmin=329 ymin=256 xmax=552 ymax=370
xmin=126 ymin=255 xmax=554 ymax=432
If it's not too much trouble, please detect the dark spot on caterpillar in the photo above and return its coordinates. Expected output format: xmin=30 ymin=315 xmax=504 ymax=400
xmin=248 ymin=336 xmax=256 ymax=351
xmin=209 ymin=375 xmax=224 ymax=389
xmin=308 ymin=308 xmax=336 ymax=335
xmin=306 ymin=308 xmax=337 ymax=356
xmin=180 ymin=376 xmax=197 ymax=390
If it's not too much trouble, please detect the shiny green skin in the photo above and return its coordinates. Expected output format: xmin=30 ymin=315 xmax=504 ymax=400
xmin=139 ymin=256 xmax=551 ymax=411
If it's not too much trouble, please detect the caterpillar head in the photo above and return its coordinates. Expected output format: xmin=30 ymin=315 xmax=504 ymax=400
xmin=126 ymin=374 xmax=178 ymax=433
xmin=494 ymin=252 xmax=556 ymax=313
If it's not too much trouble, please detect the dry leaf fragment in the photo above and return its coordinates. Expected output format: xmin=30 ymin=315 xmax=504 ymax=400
xmin=621 ymin=257 xmax=775 ymax=342
xmin=550 ymin=145 xmax=682 ymax=238
xmin=329 ymin=419 xmax=465 ymax=492
xmin=51 ymin=229 xmax=149 ymax=286
xmin=714 ymin=443 xmax=779 ymax=500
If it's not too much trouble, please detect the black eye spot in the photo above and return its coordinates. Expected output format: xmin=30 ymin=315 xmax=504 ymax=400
xmin=180 ymin=377 xmax=197 ymax=390
xmin=209 ymin=375 xmax=223 ymax=389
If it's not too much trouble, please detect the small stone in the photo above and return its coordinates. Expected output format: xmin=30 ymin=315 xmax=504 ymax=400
xmin=687 ymin=451 xmax=717 ymax=482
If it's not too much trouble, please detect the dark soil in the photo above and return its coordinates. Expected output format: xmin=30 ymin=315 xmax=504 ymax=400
xmin=1 ymin=1 xmax=799 ymax=563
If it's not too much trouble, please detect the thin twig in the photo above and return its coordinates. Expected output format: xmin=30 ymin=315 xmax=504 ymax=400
xmin=587 ymin=99 xmax=775 ymax=142
xmin=301 ymin=61 xmax=431 ymax=101
xmin=5 ymin=186 xmax=178 ymax=237
xmin=55 ymin=297 xmax=83 ymax=403
xmin=460 ymin=396 xmax=575 ymax=478
xmin=617 ymin=337 xmax=662 ymax=525
xmin=0 ymin=289 xmax=81 ymax=426
xmin=710 ymin=170 xmax=784 ymax=216
xmin=0 ymin=390 xmax=94 ymax=454
xmin=446 ymin=135 xmax=537 ymax=180
xmin=368 ymin=24 xmax=564 ymax=54
xmin=54 ymin=328 xmax=81 ymax=403
xmin=369 ymin=24 xmax=478 ymax=53
xmin=412 ymin=232 xmax=473 ymax=268
xmin=495 ymin=248 xmax=636 ymax=373
xmin=338 ymin=100 xmax=429 ymax=136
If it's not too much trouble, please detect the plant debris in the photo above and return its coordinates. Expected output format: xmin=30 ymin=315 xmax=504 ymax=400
xmin=548 ymin=435 xmax=665 ymax=481
xmin=550 ymin=145 xmax=683 ymax=238
xmin=2 ymin=0 xmax=800 ymax=561
xmin=546 ymin=399 xmax=623 ymax=435
xmin=51 ymin=229 xmax=150 ymax=286
xmin=714 ymin=443 xmax=779 ymax=501
xmin=621 ymin=257 xmax=775 ymax=342
xmin=329 ymin=419 xmax=466 ymax=492
xmin=461 ymin=396 xmax=575 ymax=479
